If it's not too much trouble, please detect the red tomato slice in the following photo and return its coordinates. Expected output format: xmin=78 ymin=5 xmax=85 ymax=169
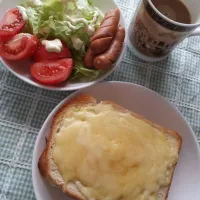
xmin=34 ymin=42 xmax=72 ymax=62
xmin=0 ymin=33 xmax=39 ymax=60
xmin=30 ymin=58 xmax=73 ymax=85
xmin=0 ymin=8 xmax=26 ymax=37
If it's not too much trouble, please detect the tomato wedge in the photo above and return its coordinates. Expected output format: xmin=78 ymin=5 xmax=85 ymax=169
xmin=30 ymin=59 xmax=73 ymax=85
xmin=34 ymin=42 xmax=72 ymax=62
xmin=0 ymin=33 xmax=39 ymax=60
xmin=0 ymin=8 xmax=26 ymax=37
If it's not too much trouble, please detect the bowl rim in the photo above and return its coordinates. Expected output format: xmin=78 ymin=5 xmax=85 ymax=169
xmin=0 ymin=0 xmax=126 ymax=91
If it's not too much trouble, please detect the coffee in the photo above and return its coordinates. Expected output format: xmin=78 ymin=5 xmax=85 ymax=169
xmin=127 ymin=0 xmax=197 ymax=59
xmin=128 ymin=0 xmax=200 ymax=61
xmin=151 ymin=0 xmax=191 ymax=24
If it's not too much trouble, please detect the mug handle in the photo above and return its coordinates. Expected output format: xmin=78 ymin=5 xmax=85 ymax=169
xmin=189 ymin=27 xmax=200 ymax=37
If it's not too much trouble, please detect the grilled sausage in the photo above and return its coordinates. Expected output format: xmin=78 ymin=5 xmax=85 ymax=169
xmin=90 ymin=37 xmax=113 ymax=55
xmin=93 ymin=26 xmax=125 ymax=70
xmin=84 ymin=8 xmax=120 ymax=68
xmin=84 ymin=49 xmax=95 ymax=68
xmin=91 ymin=8 xmax=120 ymax=42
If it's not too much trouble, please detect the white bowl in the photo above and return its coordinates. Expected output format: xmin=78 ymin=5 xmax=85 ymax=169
xmin=0 ymin=0 xmax=126 ymax=91
xmin=32 ymin=81 xmax=200 ymax=200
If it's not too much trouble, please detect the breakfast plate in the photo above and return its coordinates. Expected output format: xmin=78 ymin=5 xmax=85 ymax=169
xmin=32 ymin=81 xmax=200 ymax=200
xmin=0 ymin=0 xmax=126 ymax=91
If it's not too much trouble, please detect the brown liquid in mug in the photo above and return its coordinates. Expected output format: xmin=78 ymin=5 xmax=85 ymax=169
xmin=151 ymin=0 xmax=191 ymax=24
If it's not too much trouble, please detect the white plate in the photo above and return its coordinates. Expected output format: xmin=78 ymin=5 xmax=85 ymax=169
xmin=0 ymin=0 xmax=126 ymax=91
xmin=32 ymin=81 xmax=200 ymax=200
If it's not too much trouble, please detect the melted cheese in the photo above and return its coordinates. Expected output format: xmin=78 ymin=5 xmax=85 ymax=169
xmin=53 ymin=103 xmax=178 ymax=200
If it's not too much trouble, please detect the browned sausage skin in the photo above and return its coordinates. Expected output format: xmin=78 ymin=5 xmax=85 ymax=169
xmin=84 ymin=8 xmax=120 ymax=68
xmin=91 ymin=8 xmax=120 ymax=42
xmin=93 ymin=26 xmax=125 ymax=70
xmin=90 ymin=37 xmax=113 ymax=54
xmin=84 ymin=49 xmax=95 ymax=68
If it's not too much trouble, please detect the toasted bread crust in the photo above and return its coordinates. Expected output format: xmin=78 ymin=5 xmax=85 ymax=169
xmin=38 ymin=94 xmax=182 ymax=200
xmin=103 ymin=100 xmax=182 ymax=200
xmin=38 ymin=149 xmax=48 ymax=177
xmin=38 ymin=95 xmax=96 ymax=200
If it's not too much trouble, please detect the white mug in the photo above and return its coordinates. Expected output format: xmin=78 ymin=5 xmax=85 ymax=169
xmin=127 ymin=0 xmax=200 ymax=62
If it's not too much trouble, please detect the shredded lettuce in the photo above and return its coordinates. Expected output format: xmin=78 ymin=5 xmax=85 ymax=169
xmin=71 ymin=62 xmax=102 ymax=80
xmin=21 ymin=0 xmax=104 ymax=80
xmin=22 ymin=0 xmax=103 ymax=48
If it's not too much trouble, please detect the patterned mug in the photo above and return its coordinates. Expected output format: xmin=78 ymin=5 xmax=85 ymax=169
xmin=127 ymin=0 xmax=200 ymax=62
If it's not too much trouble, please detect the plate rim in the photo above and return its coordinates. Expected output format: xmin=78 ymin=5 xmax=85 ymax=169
xmin=32 ymin=81 xmax=200 ymax=200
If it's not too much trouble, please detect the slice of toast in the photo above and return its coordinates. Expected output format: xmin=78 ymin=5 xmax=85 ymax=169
xmin=38 ymin=94 xmax=182 ymax=200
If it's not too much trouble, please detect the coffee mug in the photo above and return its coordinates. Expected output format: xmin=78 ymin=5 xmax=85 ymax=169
xmin=127 ymin=0 xmax=200 ymax=62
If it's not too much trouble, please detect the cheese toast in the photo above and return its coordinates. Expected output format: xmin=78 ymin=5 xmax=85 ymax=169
xmin=38 ymin=94 xmax=182 ymax=200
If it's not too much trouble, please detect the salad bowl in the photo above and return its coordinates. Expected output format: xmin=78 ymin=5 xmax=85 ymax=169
xmin=0 ymin=0 xmax=126 ymax=91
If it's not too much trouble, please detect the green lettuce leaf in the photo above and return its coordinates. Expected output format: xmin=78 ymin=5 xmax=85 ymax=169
xmin=23 ymin=0 xmax=103 ymax=42
xmin=71 ymin=62 xmax=102 ymax=80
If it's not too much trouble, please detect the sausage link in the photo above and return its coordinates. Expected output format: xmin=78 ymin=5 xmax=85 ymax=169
xmin=90 ymin=37 xmax=113 ymax=55
xmin=84 ymin=8 xmax=120 ymax=68
xmin=93 ymin=26 xmax=125 ymax=70
xmin=103 ymin=8 xmax=120 ymax=21
xmin=91 ymin=8 xmax=120 ymax=42
xmin=84 ymin=49 xmax=95 ymax=68
xmin=99 ymin=16 xmax=120 ymax=28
